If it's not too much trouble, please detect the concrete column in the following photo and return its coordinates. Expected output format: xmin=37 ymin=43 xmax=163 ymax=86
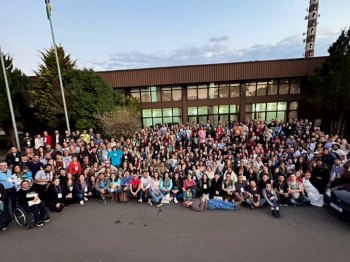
xmin=181 ymin=84 xmax=188 ymax=124
xmin=239 ymin=82 xmax=246 ymax=122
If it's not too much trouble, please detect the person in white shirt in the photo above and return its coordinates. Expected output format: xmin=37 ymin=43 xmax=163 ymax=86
xmin=139 ymin=171 xmax=151 ymax=203
xmin=224 ymin=166 xmax=237 ymax=183
xmin=34 ymin=135 xmax=44 ymax=151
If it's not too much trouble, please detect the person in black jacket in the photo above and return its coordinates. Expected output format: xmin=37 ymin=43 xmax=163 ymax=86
xmin=74 ymin=174 xmax=92 ymax=205
xmin=210 ymin=173 xmax=222 ymax=199
xmin=50 ymin=178 xmax=68 ymax=212
xmin=311 ymin=160 xmax=330 ymax=193
xmin=5 ymin=147 xmax=21 ymax=168
xmin=17 ymin=180 xmax=48 ymax=227
xmin=0 ymin=183 xmax=5 ymax=212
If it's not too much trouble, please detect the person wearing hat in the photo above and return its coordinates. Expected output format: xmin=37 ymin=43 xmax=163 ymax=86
xmin=321 ymin=148 xmax=336 ymax=170
xmin=98 ymin=161 xmax=118 ymax=176
xmin=330 ymin=143 xmax=346 ymax=162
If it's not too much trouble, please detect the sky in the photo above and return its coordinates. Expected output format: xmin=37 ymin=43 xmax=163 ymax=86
xmin=1 ymin=0 xmax=349 ymax=76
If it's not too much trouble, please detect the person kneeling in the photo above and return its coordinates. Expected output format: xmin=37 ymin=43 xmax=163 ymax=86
xmin=129 ymin=173 xmax=141 ymax=201
xmin=50 ymin=178 xmax=68 ymax=212
xmin=262 ymin=183 xmax=280 ymax=218
xmin=75 ymin=174 xmax=92 ymax=205
xmin=18 ymin=180 xmax=49 ymax=227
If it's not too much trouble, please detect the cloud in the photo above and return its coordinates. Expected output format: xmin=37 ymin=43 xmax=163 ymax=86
xmin=209 ymin=36 xmax=231 ymax=42
xmin=83 ymin=30 xmax=339 ymax=71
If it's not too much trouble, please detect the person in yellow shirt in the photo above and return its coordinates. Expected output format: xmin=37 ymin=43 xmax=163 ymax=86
xmin=82 ymin=130 xmax=90 ymax=144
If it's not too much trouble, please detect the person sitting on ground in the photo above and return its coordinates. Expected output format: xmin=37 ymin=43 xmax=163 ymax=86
xmin=118 ymin=171 xmax=132 ymax=202
xmin=171 ymin=173 xmax=183 ymax=203
xmin=245 ymin=180 xmax=266 ymax=209
xmin=160 ymin=172 xmax=173 ymax=200
xmin=273 ymin=174 xmax=290 ymax=206
xmin=75 ymin=174 xmax=92 ymax=205
xmin=150 ymin=172 xmax=163 ymax=208
xmin=182 ymin=173 xmax=198 ymax=198
xmin=50 ymin=178 xmax=68 ymax=212
xmin=222 ymin=173 xmax=238 ymax=202
xmin=210 ymin=173 xmax=223 ymax=199
xmin=108 ymin=173 xmax=119 ymax=201
xmin=302 ymin=171 xmax=323 ymax=207
xmin=234 ymin=174 xmax=250 ymax=204
xmin=262 ymin=183 xmax=280 ymax=218
xmin=129 ymin=172 xmax=141 ymax=201
xmin=140 ymin=171 xmax=151 ymax=203
xmin=17 ymin=180 xmax=49 ymax=227
xmin=199 ymin=173 xmax=211 ymax=198
xmin=95 ymin=173 xmax=109 ymax=205
xmin=288 ymin=173 xmax=309 ymax=207
xmin=258 ymin=174 xmax=271 ymax=191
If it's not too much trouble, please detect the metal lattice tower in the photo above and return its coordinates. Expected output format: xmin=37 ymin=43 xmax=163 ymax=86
xmin=303 ymin=0 xmax=320 ymax=58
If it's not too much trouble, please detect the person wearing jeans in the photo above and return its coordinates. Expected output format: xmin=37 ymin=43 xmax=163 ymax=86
xmin=139 ymin=171 xmax=151 ymax=203
xmin=150 ymin=172 xmax=163 ymax=207
xmin=288 ymin=173 xmax=309 ymax=207
xmin=245 ymin=180 xmax=266 ymax=209
xmin=75 ymin=174 xmax=92 ymax=205
xmin=171 ymin=173 xmax=183 ymax=203
xmin=262 ymin=184 xmax=280 ymax=218
xmin=160 ymin=172 xmax=172 ymax=198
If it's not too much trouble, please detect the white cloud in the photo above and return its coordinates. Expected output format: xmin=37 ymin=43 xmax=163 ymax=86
xmin=82 ymin=29 xmax=340 ymax=71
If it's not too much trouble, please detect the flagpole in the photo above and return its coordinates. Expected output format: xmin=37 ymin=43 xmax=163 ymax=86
xmin=47 ymin=12 xmax=71 ymax=134
xmin=0 ymin=44 xmax=21 ymax=151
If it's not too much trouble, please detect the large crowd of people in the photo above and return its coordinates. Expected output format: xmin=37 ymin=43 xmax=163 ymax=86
xmin=1 ymin=119 xmax=350 ymax=230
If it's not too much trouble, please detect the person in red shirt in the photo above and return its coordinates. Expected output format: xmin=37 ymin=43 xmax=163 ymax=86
xmin=129 ymin=173 xmax=141 ymax=201
xmin=43 ymin=131 xmax=53 ymax=148
xmin=69 ymin=156 xmax=81 ymax=178
xmin=182 ymin=174 xmax=198 ymax=198
xmin=215 ymin=124 xmax=224 ymax=139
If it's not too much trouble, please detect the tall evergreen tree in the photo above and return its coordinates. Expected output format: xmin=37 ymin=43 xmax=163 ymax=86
xmin=304 ymin=28 xmax=350 ymax=136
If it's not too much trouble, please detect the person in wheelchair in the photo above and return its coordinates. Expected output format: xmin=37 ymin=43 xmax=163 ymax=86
xmin=17 ymin=180 xmax=49 ymax=227
xmin=50 ymin=178 xmax=69 ymax=212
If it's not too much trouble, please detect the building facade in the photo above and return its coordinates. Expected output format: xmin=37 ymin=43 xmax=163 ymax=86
xmin=97 ymin=57 xmax=326 ymax=127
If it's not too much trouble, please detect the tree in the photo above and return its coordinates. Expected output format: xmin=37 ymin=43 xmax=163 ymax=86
xmin=0 ymin=53 xmax=29 ymax=147
xmin=68 ymin=69 xmax=117 ymax=131
xmin=304 ymin=28 xmax=350 ymax=137
xmin=95 ymin=96 xmax=141 ymax=139
xmin=30 ymin=46 xmax=76 ymax=129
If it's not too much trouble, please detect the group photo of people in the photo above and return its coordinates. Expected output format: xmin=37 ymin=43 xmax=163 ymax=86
xmin=1 ymin=118 xmax=350 ymax=230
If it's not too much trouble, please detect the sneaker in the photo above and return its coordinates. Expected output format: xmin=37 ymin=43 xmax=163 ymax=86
xmin=250 ymin=205 xmax=255 ymax=210
xmin=157 ymin=203 xmax=163 ymax=208
xmin=42 ymin=217 xmax=50 ymax=223
xmin=302 ymin=203 xmax=307 ymax=207
xmin=170 ymin=197 xmax=174 ymax=202
xmin=102 ymin=199 xmax=107 ymax=205
xmin=84 ymin=197 xmax=89 ymax=201
xmin=1 ymin=227 xmax=6 ymax=231
xmin=148 ymin=200 xmax=153 ymax=207
xmin=80 ymin=200 xmax=84 ymax=205
xmin=36 ymin=220 xmax=44 ymax=227
xmin=138 ymin=199 xmax=142 ymax=203
xmin=276 ymin=210 xmax=281 ymax=218
xmin=174 ymin=198 xmax=178 ymax=204
xmin=272 ymin=210 xmax=278 ymax=218
xmin=283 ymin=204 xmax=288 ymax=207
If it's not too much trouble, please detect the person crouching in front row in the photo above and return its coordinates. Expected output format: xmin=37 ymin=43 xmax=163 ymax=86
xmin=262 ymin=183 xmax=280 ymax=218
xmin=75 ymin=174 xmax=92 ymax=205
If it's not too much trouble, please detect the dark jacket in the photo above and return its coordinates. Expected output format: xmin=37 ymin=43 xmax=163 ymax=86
xmin=210 ymin=177 xmax=222 ymax=197
xmin=74 ymin=180 xmax=92 ymax=195
xmin=6 ymin=152 xmax=21 ymax=166
xmin=17 ymin=186 xmax=38 ymax=206
xmin=0 ymin=183 xmax=5 ymax=202
xmin=50 ymin=185 xmax=68 ymax=204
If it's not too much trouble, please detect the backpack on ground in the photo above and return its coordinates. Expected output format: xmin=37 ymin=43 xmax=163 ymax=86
xmin=0 ymin=211 xmax=11 ymax=231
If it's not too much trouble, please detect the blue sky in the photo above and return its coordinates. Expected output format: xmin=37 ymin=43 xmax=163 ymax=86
xmin=1 ymin=0 xmax=349 ymax=75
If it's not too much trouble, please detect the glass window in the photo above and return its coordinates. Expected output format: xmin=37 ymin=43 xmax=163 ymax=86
xmin=140 ymin=87 xmax=151 ymax=102
xmin=255 ymin=103 xmax=266 ymax=112
xmin=198 ymin=116 xmax=208 ymax=123
xmin=187 ymin=85 xmax=197 ymax=100
xmin=290 ymin=82 xmax=300 ymax=94
xmin=245 ymin=114 xmax=253 ymax=122
xmin=172 ymin=86 xmax=182 ymax=101
xmin=151 ymin=86 xmax=161 ymax=102
xmin=198 ymin=84 xmax=208 ymax=99
xmin=189 ymin=117 xmax=197 ymax=124
xmin=163 ymin=108 xmax=172 ymax=117
xmin=163 ymin=117 xmax=172 ymax=124
xmin=267 ymin=103 xmax=277 ymax=111
xmin=279 ymin=79 xmax=289 ymax=95
xmin=245 ymin=104 xmax=254 ymax=112
xmin=268 ymin=79 xmax=278 ymax=95
xmin=230 ymin=115 xmax=238 ymax=121
xmin=152 ymin=109 xmax=162 ymax=117
xmin=198 ymin=106 xmax=208 ymax=115
xmin=255 ymin=112 xmax=266 ymax=121
xmin=277 ymin=102 xmax=287 ymax=110
xmin=257 ymin=81 xmax=267 ymax=96
xmin=246 ymin=82 xmax=256 ymax=96
xmin=277 ymin=111 xmax=286 ymax=122
xmin=230 ymin=83 xmax=240 ymax=97
xmin=230 ymin=105 xmax=238 ymax=113
xmin=212 ymin=106 xmax=218 ymax=114
xmin=188 ymin=107 xmax=197 ymax=116
xmin=219 ymin=83 xmax=230 ymax=98
xmin=161 ymin=86 xmax=172 ymax=101
xmin=143 ymin=118 xmax=153 ymax=127
xmin=131 ymin=92 xmax=140 ymax=101
xmin=209 ymin=83 xmax=218 ymax=99
xmin=142 ymin=109 xmax=152 ymax=118
xmin=173 ymin=117 xmax=181 ymax=125
xmin=153 ymin=118 xmax=162 ymax=126
xmin=219 ymin=105 xmax=229 ymax=114
xmin=266 ymin=112 xmax=276 ymax=121
xmin=220 ymin=115 xmax=229 ymax=122
xmin=173 ymin=108 xmax=181 ymax=116
xmin=289 ymin=102 xmax=299 ymax=110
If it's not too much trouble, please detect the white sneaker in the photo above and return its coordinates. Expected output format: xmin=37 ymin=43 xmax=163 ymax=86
xmin=157 ymin=203 xmax=163 ymax=208
xmin=174 ymin=198 xmax=178 ymax=204
xmin=84 ymin=197 xmax=88 ymax=201
xmin=170 ymin=197 xmax=174 ymax=202
xmin=138 ymin=199 xmax=142 ymax=203
xmin=80 ymin=200 xmax=84 ymax=205
xmin=1 ymin=227 xmax=6 ymax=231
xmin=148 ymin=200 xmax=153 ymax=207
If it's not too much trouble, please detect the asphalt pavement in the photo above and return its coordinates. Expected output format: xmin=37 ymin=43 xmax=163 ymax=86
xmin=1 ymin=200 xmax=349 ymax=262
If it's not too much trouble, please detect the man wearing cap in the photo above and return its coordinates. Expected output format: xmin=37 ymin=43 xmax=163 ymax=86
xmin=98 ymin=161 xmax=118 ymax=175
xmin=330 ymin=143 xmax=346 ymax=162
